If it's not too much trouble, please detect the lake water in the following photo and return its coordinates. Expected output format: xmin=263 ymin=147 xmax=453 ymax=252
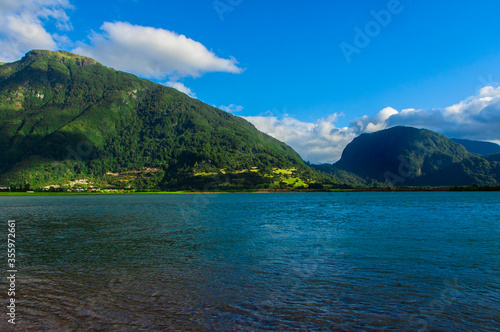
xmin=0 ymin=192 xmax=499 ymax=330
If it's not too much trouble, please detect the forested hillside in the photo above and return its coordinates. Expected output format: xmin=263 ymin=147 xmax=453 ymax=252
xmin=315 ymin=126 xmax=500 ymax=187
xmin=0 ymin=50 xmax=324 ymax=190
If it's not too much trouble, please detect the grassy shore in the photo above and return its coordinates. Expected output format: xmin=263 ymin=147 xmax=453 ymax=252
xmin=1 ymin=186 xmax=498 ymax=196
xmin=0 ymin=191 xmax=190 ymax=196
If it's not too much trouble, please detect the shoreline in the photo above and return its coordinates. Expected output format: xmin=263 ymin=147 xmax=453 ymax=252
xmin=1 ymin=187 xmax=499 ymax=196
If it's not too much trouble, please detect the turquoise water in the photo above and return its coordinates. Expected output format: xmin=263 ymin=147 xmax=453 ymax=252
xmin=0 ymin=192 xmax=499 ymax=330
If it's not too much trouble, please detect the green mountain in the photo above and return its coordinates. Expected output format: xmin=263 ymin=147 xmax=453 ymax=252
xmin=315 ymin=126 xmax=500 ymax=187
xmin=0 ymin=50 xmax=320 ymax=190
xmin=486 ymin=152 xmax=500 ymax=163
xmin=451 ymin=138 xmax=500 ymax=156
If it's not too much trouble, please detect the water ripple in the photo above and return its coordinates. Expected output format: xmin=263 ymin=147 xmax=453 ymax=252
xmin=0 ymin=192 xmax=499 ymax=330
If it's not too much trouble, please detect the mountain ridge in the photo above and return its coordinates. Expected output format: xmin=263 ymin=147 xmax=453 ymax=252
xmin=2 ymin=50 xmax=499 ymax=190
xmin=0 ymin=50 xmax=325 ymax=190
xmin=314 ymin=126 xmax=500 ymax=187
xmin=451 ymin=138 xmax=500 ymax=156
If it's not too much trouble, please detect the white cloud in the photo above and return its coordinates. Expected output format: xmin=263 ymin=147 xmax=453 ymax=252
xmin=220 ymin=104 xmax=244 ymax=113
xmin=165 ymin=81 xmax=196 ymax=98
xmin=241 ymin=86 xmax=500 ymax=164
xmin=489 ymin=140 xmax=500 ymax=146
xmin=352 ymin=85 xmax=500 ymax=141
xmin=443 ymin=86 xmax=500 ymax=121
xmin=350 ymin=107 xmax=398 ymax=133
xmin=0 ymin=0 xmax=72 ymax=62
xmin=243 ymin=113 xmax=357 ymax=164
xmin=73 ymin=21 xmax=243 ymax=80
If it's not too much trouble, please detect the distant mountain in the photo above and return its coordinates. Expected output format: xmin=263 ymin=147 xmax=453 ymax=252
xmin=451 ymin=138 xmax=500 ymax=156
xmin=315 ymin=126 xmax=500 ymax=187
xmin=0 ymin=50 xmax=319 ymax=190
xmin=486 ymin=152 xmax=500 ymax=163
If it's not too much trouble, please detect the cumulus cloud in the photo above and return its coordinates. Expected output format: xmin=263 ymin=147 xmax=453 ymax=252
xmin=351 ymin=85 xmax=500 ymax=141
xmin=73 ymin=21 xmax=243 ymax=80
xmin=220 ymin=104 xmax=244 ymax=113
xmin=165 ymin=81 xmax=196 ymax=98
xmin=490 ymin=140 xmax=500 ymax=146
xmin=242 ymin=86 xmax=500 ymax=164
xmin=350 ymin=107 xmax=399 ymax=133
xmin=243 ymin=113 xmax=357 ymax=164
xmin=0 ymin=0 xmax=72 ymax=62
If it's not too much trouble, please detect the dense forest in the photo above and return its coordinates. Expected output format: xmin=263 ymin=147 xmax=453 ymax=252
xmin=0 ymin=50 xmax=337 ymax=190
xmin=315 ymin=126 xmax=500 ymax=187
xmin=2 ymin=50 xmax=499 ymax=192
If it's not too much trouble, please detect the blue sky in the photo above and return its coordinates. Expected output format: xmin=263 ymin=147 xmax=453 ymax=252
xmin=1 ymin=0 xmax=500 ymax=163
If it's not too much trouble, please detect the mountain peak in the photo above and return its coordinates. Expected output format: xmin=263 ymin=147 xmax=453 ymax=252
xmin=0 ymin=49 xmax=310 ymax=190
xmin=313 ymin=126 xmax=500 ymax=187
xmin=22 ymin=49 xmax=99 ymax=67
xmin=335 ymin=126 xmax=471 ymax=183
